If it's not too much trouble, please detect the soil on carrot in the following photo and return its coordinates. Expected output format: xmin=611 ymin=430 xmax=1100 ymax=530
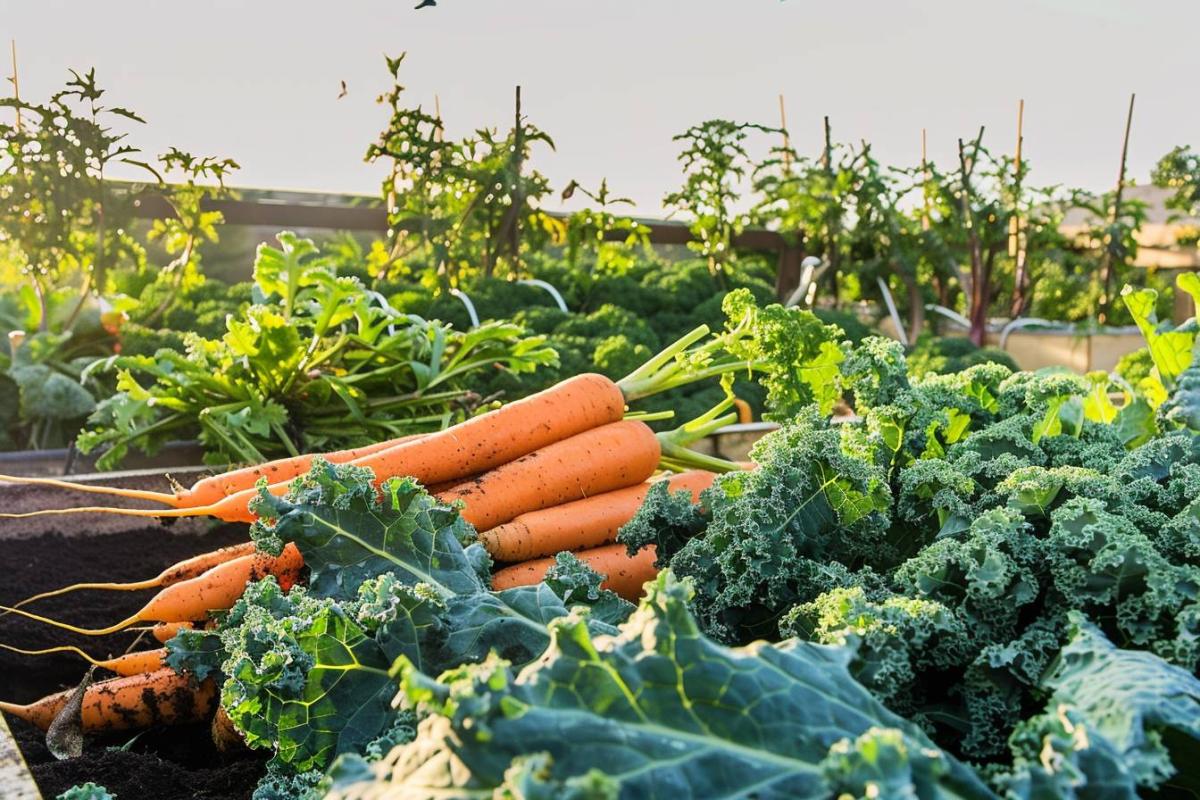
xmin=0 ymin=522 xmax=267 ymax=800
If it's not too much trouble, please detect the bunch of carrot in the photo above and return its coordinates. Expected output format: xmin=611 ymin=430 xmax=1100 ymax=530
xmin=1 ymin=323 xmax=749 ymax=736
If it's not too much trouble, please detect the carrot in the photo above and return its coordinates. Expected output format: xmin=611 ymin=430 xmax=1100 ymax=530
xmin=0 ymin=373 xmax=627 ymax=524
xmin=8 ymin=541 xmax=257 ymax=610
xmin=733 ymin=397 xmax=753 ymax=424
xmin=479 ymin=470 xmax=718 ymax=562
xmin=491 ymin=544 xmax=659 ymax=601
xmin=0 ymin=644 xmax=167 ymax=676
xmin=150 ymin=621 xmax=195 ymax=643
xmin=211 ymin=705 xmax=244 ymax=752
xmin=0 ymin=668 xmax=216 ymax=732
xmin=437 ymin=420 xmax=661 ymax=532
xmin=0 ymin=543 xmax=304 ymax=636
xmin=0 ymin=433 xmax=427 ymax=509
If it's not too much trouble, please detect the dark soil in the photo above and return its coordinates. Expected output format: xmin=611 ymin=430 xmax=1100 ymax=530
xmin=0 ymin=522 xmax=267 ymax=800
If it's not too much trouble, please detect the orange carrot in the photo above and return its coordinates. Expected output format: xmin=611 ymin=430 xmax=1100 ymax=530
xmin=0 ymin=433 xmax=427 ymax=509
xmin=150 ymin=621 xmax=195 ymax=644
xmin=479 ymin=470 xmax=717 ymax=562
xmin=0 ymin=644 xmax=167 ymax=676
xmin=0 ymin=373 xmax=627 ymax=524
xmin=733 ymin=398 xmax=753 ymax=424
xmin=9 ymin=541 xmax=257 ymax=610
xmin=211 ymin=704 xmax=244 ymax=752
xmin=491 ymin=544 xmax=659 ymax=601
xmin=0 ymin=544 xmax=304 ymax=636
xmin=0 ymin=669 xmax=215 ymax=732
xmin=437 ymin=420 xmax=660 ymax=532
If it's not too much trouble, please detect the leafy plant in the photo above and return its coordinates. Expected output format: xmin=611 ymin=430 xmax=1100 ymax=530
xmin=664 ymin=119 xmax=775 ymax=285
xmin=78 ymin=232 xmax=556 ymax=467
xmin=0 ymin=68 xmax=156 ymax=328
xmin=367 ymin=55 xmax=559 ymax=288
xmin=325 ymin=573 xmax=995 ymax=800
xmin=167 ymin=460 xmax=632 ymax=779
xmin=560 ymin=178 xmax=650 ymax=276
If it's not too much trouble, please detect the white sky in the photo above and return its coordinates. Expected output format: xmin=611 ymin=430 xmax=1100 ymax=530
xmin=4 ymin=0 xmax=1199 ymax=215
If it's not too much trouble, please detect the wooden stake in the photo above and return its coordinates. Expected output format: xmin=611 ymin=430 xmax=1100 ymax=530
xmin=778 ymin=94 xmax=792 ymax=174
xmin=920 ymin=128 xmax=930 ymax=231
xmin=1098 ymin=93 xmax=1136 ymax=324
xmin=822 ymin=116 xmax=840 ymax=304
xmin=9 ymin=40 xmax=21 ymax=132
xmin=1010 ymin=99 xmax=1029 ymax=316
xmin=510 ymin=85 xmax=523 ymax=273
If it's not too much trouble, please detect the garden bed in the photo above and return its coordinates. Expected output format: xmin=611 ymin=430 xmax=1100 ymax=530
xmin=0 ymin=522 xmax=264 ymax=800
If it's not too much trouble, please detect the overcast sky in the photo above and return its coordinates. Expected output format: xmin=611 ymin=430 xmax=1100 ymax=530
xmin=4 ymin=1 xmax=1199 ymax=214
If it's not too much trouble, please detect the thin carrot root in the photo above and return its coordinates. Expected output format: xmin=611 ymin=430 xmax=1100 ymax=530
xmin=0 ymin=505 xmax=213 ymax=520
xmin=7 ymin=542 xmax=257 ymax=610
xmin=0 ymin=474 xmax=181 ymax=506
xmin=0 ymin=604 xmax=141 ymax=636
xmin=0 ymin=644 xmax=167 ymax=677
xmin=0 ymin=669 xmax=215 ymax=732
xmin=0 ymin=542 xmax=304 ymax=636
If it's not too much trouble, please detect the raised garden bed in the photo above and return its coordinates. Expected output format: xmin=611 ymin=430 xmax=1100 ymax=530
xmin=0 ymin=442 xmax=207 ymax=480
xmin=0 ymin=521 xmax=263 ymax=800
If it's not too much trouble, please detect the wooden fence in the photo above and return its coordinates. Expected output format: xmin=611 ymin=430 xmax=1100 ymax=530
xmin=130 ymin=192 xmax=807 ymax=299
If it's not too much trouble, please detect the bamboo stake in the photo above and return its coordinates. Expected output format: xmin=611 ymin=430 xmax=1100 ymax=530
xmin=1010 ymin=99 xmax=1028 ymax=317
xmin=510 ymin=85 xmax=524 ymax=274
xmin=822 ymin=115 xmax=840 ymax=304
xmin=920 ymin=128 xmax=931 ymax=232
xmin=9 ymin=40 xmax=20 ymax=132
xmin=1098 ymin=93 xmax=1136 ymax=325
xmin=778 ymin=94 xmax=792 ymax=174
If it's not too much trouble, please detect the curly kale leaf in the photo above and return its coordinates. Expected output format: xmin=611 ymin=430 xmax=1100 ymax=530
xmin=1044 ymin=498 xmax=1200 ymax=662
xmin=327 ymin=573 xmax=996 ymax=800
xmin=251 ymin=463 xmax=485 ymax=600
xmin=168 ymin=460 xmax=634 ymax=775
xmin=55 ymin=784 xmax=115 ymax=800
xmin=616 ymin=478 xmax=708 ymax=565
xmin=722 ymin=288 xmax=847 ymax=419
xmin=644 ymin=410 xmax=891 ymax=643
xmin=996 ymin=706 xmax=1139 ymax=799
xmin=783 ymin=586 xmax=972 ymax=715
xmin=892 ymin=508 xmax=1042 ymax=647
xmin=1036 ymin=614 xmax=1200 ymax=791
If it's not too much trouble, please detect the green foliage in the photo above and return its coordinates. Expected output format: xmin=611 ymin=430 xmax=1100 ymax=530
xmin=621 ymin=409 xmax=891 ymax=643
xmin=77 ymin=233 xmax=557 ymax=467
xmin=0 ymin=68 xmax=154 ymax=299
xmin=664 ymin=119 xmax=776 ymax=283
xmin=327 ymin=573 xmax=994 ymax=800
xmin=167 ymin=461 xmax=631 ymax=776
xmin=906 ymin=334 xmax=1019 ymax=380
xmin=56 ymin=785 xmax=115 ymax=800
xmin=366 ymin=54 xmax=560 ymax=286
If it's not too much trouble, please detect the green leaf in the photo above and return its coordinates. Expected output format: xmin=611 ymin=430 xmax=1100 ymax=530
xmin=328 ymin=573 xmax=995 ymax=800
xmin=1121 ymin=285 xmax=1195 ymax=390
xmin=253 ymin=232 xmax=322 ymax=315
xmin=1038 ymin=613 xmax=1200 ymax=790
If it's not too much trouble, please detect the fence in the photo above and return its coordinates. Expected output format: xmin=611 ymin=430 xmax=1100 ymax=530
xmin=130 ymin=192 xmax=808 ymax=299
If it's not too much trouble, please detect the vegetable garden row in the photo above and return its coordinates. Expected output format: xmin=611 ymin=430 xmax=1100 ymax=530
xmin=4 ymin=280 xmax=1200 ymax=799
xmin=5 ymin=54 xmax=1200 ymax=800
